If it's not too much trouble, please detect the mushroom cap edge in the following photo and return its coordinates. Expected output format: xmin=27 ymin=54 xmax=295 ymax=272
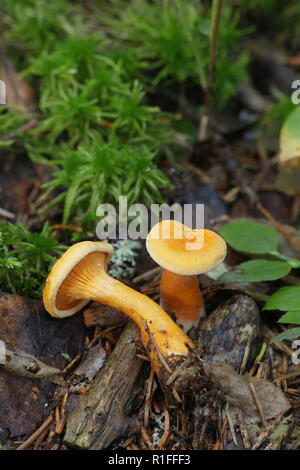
xmin=43 ymin=241 xmax=114 ymax=318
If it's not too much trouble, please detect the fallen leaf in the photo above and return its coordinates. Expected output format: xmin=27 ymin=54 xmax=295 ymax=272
xmin=206 ymin=362 xmax=291 ymax=423
xmin=0 ymin=293 xmax=86 ymax=438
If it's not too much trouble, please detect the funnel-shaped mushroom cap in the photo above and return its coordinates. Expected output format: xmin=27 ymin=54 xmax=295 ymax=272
xmin=146 ymin=220 xmax=227 ymax=275
xmin=43 ymin=241 xmax=114 ymax=318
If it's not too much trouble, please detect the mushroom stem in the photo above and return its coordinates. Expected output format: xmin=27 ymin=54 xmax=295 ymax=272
xmin=56 ymin=251 xmax=193 ymax=369
xmin=93 ymin=271 xmax=193 ymax=361
xmin=160 ymin=270 xmax=205 ymax=332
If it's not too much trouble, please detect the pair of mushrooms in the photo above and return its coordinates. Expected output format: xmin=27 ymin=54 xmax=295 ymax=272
xmin=43 ymin=221 xmax=226 ymax=374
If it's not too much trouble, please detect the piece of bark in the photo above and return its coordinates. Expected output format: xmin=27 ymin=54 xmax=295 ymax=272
xmin=65 ymin=342 xmax=107 ymax=394
xmin=64 ymin=321 xmax=148 ymax=449
xmin=196 ymin=294 xmax=261 ymax=371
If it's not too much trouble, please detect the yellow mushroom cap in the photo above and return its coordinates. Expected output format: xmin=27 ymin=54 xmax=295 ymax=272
xmin=146 ymin=220 xmax=227 ymax=275
xmin=43 ymin=241 xmax=114 ymax=318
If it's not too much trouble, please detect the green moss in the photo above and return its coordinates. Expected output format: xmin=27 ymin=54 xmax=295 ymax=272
xmin=0 ymin=221 xmax=66 ymax=298
xmin=246 ymin=417 xmax=291 ymax=448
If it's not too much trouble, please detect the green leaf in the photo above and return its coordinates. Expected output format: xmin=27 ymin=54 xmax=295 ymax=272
xmin=279 ymin=105 xmax=300 ymax=164
xmin=268 ymin=250 xmax=300 ymax=269
xmin=218 ymin=219 xmax=279 ymax=254
xmin=264 ymin=286 xmax=300 ymax=311
xmin=272 ymin=327 xmax=300 ymax=343
xmin=219 ymin=259 xmax=291 ymax=283
xmin=278 ymin=311 xmax=300 ymax=324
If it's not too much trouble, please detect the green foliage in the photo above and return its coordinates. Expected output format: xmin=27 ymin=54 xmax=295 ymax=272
xmin=0 ymin=221 xmax=65 ymax=298
xmin=242 ymin=0 xmax=279 ymax=11
xmin=104 ymin=0 xmax=250 ymax=108
xmin=220 ymin=259 xmax=291 ymax=283
xmin=1 ymin=9 xmax=176 ymax=225
xmin=109 ymin=239 xmax=141 ymax=279
xmin=271 ymin=328 xmax=300 ymax=343
xmin=264 ymin=287 xmax=300 ymax=312
xmin=39 ymin=140 xmax=170 ymax=225
xmin=2 ymin=0 xmax=82 ymax=56
xmin=263 ymin=89 xmax=297 ymax=136
xmin=278 ymin=311 xmax=300 ymax=324
xmin=278 ymin=104 xmax=300 ymax=164
xmin=1 ymin=0 xmax=253 ymax=230
xmin=218 ymin=219 xmax=280 ymax=255
xmin=0 ymin=106 xmax=29 ymax=147
xmin=25 ymin=34 xmax=170 ymax=147
xmin=219 ymin=219 xmax=300 ymax=341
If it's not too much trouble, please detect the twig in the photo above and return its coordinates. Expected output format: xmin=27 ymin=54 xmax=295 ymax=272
xmin=198 ymin=0 xmax=223 ymax=141
xmin=0 ymin=207 xmax=15 ymax=219
xmin=239 ymin=341 xmax=250 ymax=374
xmin=181 ymin=161 xmax=211 ymax=184
xmin=62 ymin=351 xmax=83 ymax=375
xmin=1 ymin=118 xmax=38 ymax=141
xmin=256 ymin=200 xmax=300 ymax=250
xmin=237 ymin=410 xmax=251 ymax=450
xmin=273 ymin=370 xmax=300 ymax=383
xmin=144 ymin=368 xmax=155 ymax=428
xmin=17 ymin=412 xmax=54 ymax=450
xmin=255 ymin=132 xmax=271 ymax=188
xmin=225 ymin=403 xmax=238 ymax=446
xmin=55 ymin=392 xmax=68 ymax=435
xmin=249 ymin=382 xmax=268 ymax=428
xmin=172 ymin=386 xmax=182 ymax=404
xmin=263 ymin=327 xmax=295 ymax=357
xmin=141 ymin=427 xmax=155 ymax=450
xmin=33 ymin=427 xmax=51 ymax=450
xmin=213 ymin=414 xmax=227 ymax=450
xmin=251 ymin=412 xmax=285 ymax=450
xmin=133 ymin=266 xmax=162 ymax=284
xmin=158 ymin=408 xmax=170 ymax=449
xmin=2 ymin=346 xmax=61 ymax=380
xmin=140 ymin=318 xmax=172 ymax=374
xmin=52 ymin=223 xmax=83 ymax=233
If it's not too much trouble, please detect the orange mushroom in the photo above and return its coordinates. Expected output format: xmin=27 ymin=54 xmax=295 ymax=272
xmin=146 ymin=220 xmax=227 ymax=332
xmin=43 ymin=241 xmax=193 ymax=374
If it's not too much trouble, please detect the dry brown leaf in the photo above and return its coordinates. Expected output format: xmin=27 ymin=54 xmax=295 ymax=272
xmin=207 ymin=362 xmax=291 ymax=424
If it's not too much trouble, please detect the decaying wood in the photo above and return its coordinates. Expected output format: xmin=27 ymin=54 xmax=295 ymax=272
xmin=68 ymin=342 xmax=106 ymax=394
xmin=2 ymin=346 xmax=61 ymax=380
xmin=64 ymin=321 xmax=148 ymax=449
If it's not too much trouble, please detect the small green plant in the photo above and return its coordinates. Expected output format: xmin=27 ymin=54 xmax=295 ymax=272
xmin=0 ymin=9 xmax=178 ymax=226
xmin=103 ymin=0 xmax=250 ymax=109
xmin=2 ymin=0 xmax=83 ymax=57
xmin=39 ymin=140 xmax=171 ymax=225
xmin=109 ymin=239 xmax=142 ymax=279
xmin=218 ymin=219 xmax=300 ymax=342
xmin=0 ymin=221 xmax=66 ymax=298
xmin=262 ymin=89 xmax=296 ymax=136
xmin=0 ymin=106 xmax=30 ymax=146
